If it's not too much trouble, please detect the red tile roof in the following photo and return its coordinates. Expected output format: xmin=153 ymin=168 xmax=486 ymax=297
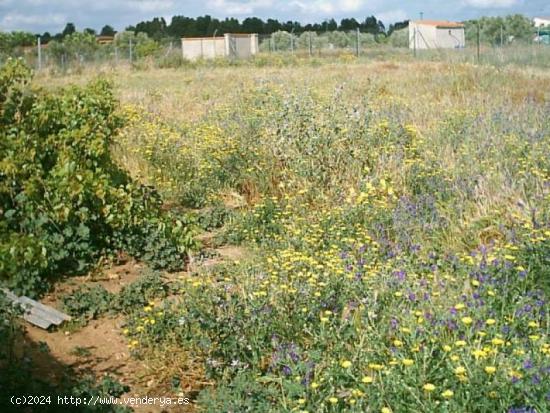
xmin=413 ymin=20 xmax=465 ymax=28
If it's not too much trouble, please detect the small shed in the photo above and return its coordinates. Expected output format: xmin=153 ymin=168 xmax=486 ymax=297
xmin=181 ymin=33 xmax=259 ymax=60
xmin=409 ymin=20 xmax=465 ymax=50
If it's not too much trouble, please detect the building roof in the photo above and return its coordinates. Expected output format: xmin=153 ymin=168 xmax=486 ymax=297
xmin=413 ymin=20 xmax=465 ymax=28
xmin=181 ymin=33 xmax=257 ymax=40
xmin=96 ymin=35 xmax=114 ymax=44
xmin=534 ymin=17 xmax=550 ymax=21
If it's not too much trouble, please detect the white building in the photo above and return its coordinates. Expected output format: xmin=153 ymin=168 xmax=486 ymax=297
xmin=534 ymin=17 xmax=550 ymax=28
xmin=181 ymin=33 xmax=259 ymax=60
xmin=409 ymin=20 xmax=465 ymax=50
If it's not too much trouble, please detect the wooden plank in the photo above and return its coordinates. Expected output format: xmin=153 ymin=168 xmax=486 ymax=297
xmin=18 ymin=296 xmax=72 ymax=321
xmin=23 ymin=313 xmax=52 ymax=330
xmin=2 ymin=288 xmax=71 ymax=329
xmin=25 ymin=303 xmax=66 ymax=325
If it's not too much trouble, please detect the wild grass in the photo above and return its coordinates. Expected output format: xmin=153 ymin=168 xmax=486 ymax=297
xmin=33 ymin=56 xmax=550 ymax=412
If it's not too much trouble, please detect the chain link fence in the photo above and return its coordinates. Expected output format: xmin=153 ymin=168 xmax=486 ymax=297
xmin=2 ymin=28 xmax=549 ymax=74
xmin=258 ymin=30 xmax=381 ymax=56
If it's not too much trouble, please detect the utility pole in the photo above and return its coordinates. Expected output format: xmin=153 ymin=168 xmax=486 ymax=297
xmin=309 ymin=31 xmax=313 ymax=56
xmin=500 ymin=25 xmax=504 ymax=47
xmin=37 ymin=36 xmax=42 ymax=70
xmin=420 ymin=12 xmax=424 ymax=21
xmin=290 ymin=28 xmax=294 ymax=53
xmin=356 ymin=28 xmax=360 ymax=57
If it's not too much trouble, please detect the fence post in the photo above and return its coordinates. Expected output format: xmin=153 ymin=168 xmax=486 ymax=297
xmin=129 ymin=37 xmax=133 ymax=61
xmin=413 ymin=28 xmax=417 ymax=57
xmin=476 ymin=22 xmax=480 ymax=63
xmin=356 ymin=28 xmax=360 ymax=57
xmin=37 ymin=36 xmax=42 ymax=70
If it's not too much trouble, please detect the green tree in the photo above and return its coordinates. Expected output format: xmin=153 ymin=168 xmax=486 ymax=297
xmin=465 ymin=14 xmax=534 ymax=45
xmin=100 ymin=25 xmax=116 ymax=36
xmin=339 ymin=18 xmax=360 ymax=31
xmin=62 ymin=23 xmax=76 ymax=38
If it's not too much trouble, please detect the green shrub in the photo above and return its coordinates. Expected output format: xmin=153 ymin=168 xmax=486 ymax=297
xmin=0 ymin=59 xmax=196 ymax=296
xmin=115 ymin=271 xmax=168 ymax=314
xmin=62 ymin=271 xmax=169 ymax=323
xmin=62 ymin=285 xmax=114 ymax=322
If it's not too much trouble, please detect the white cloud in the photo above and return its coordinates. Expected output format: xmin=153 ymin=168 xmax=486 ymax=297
xmin=0 ymin=0 xmax=546 ymax=33
xmin=1 ymin=12 xmax=66 ymax=30
xmin=129 ymin=0 xmax=175 ymax=13
xmin=462 ymin=0 xmax=519 ymax=8
xmin=208 ymin=0 xmax=273 ymax=15
xmin=376 ymin=9 xmax=408 ymax=23
xmin=287 ymin=0 xmax=366 ymax=15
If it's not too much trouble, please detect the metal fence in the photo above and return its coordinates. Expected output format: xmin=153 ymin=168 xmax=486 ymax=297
xmin=2 ymin=29 xmax=550 ymax=74
xmin=258 ymin=30 xmax=379 ymax=56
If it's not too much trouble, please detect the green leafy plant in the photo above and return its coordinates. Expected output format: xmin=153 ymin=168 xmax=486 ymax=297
xmin=62 ymin=285 xmax=114 ymax=323
xmin=0 ymin=59 xmax=196 ymax=296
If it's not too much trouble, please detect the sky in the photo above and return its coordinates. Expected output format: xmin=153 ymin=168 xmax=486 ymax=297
xmin=1 ymin=0 xmax=549 ymax=34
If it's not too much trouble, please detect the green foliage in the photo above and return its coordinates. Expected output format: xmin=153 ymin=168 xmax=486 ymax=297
xmin=116 ymin=271 xmax=168 ymax=314
xmin=196 ymin=203 xmax=234 ymax=231
xmin=465 ymin=15 xmax=535 ymax=45
xmin=47 ymin=32 xmax=99 ymax=60
xmin=134 ymin=33 xmax=160 ymax=58
xmin=389 ymin=28 xmax=409 ymax=48
xmin=62 ymin=285 xmax=114 ymax=322
xmin=0 ymin=290 xmax=23 ymax=365
xmin=0 ymin=31 xmax=36 ymax=57
xmin=0 ymin=59 xmax=196 ymax=296
xmin=62 ymin=271 xmax=169 ymax=323
xmin=113 ymin=32 xmax=160 ymax=59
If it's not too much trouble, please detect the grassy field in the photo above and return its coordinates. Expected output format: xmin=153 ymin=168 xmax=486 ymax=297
xmin=5 ymin=53 xmax=550 ymax=412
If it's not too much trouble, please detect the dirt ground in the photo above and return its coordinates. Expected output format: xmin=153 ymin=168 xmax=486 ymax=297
xmin=22 ymin=260 xmax=196 ymax=412
xmin=19 ymin=240 xmax=249 ymax=412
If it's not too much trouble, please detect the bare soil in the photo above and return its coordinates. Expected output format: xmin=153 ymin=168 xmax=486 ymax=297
xmin=22 ymin=260 xmax=196 ymax=412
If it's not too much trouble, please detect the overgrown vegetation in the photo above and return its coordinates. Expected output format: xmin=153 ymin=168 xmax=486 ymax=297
xmin=61 ymin=270 xmax=169 ymax=324
xmin=115 ymin=62 xmax=550 ymax=412
xmin=0 ymin=59 xmax=196 ymax=296
xmin=1 ymin=45 xmax=549 ymax=411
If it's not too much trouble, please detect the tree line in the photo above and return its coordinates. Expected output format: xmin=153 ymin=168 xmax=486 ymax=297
xmin=0 ymin=13 xmax=538 ymax=54
xmin=7 ymin=14 xmax=406 ymax=46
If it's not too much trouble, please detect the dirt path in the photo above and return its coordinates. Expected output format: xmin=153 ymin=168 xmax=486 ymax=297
xmin=20 ymin=242 xmax=249 ymax=412
xmin=22 ymin=260 xmax=195 ymax=412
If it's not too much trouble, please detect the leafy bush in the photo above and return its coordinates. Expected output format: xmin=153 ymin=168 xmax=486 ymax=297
xmin=62 ymin=271 xmax=169 ymax=322
xmin=0 ymin=290 xmax=23 ymax=366
xmin=62 ymin=285 xmax=114 ymax=322
xmin=196 ymin=203 xmax=234 ymax=231
xmin=116 ymin=271 xmax=168 ymax=314
xmin=0 ymin=59 xmax=196 ymax=296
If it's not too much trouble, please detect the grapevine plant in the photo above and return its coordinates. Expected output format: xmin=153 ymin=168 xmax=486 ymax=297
xmin=0 ymin=59 xmax=196 ymax=296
